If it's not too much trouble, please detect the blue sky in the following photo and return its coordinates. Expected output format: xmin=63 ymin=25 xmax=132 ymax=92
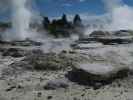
xmin=35 ymin=0 xmax=133 ymax=17
xmin=35 ymin=0 xmax=105 ymax=17
xmin=0 ymin=0 xmax=133 ymax=21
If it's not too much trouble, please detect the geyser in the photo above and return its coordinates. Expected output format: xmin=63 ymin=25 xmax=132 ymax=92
xmin=12 ymin=0 xmax=31 ymax=40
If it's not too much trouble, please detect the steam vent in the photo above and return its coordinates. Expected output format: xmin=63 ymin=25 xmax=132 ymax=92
xmin=0 ymin=0 xmax=133 ymax=100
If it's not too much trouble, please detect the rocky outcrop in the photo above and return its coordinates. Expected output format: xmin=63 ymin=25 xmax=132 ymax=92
xmin=76 ymin=30 xmax=133 ymax=46
xmin=9 ymin=51 xmax=78 ymax=71
xmin=0 ymin=39 xmax=42 ymax=46
xmin=2 ymin=48 xmax=26 ymax=57
xmin=67 ymin=63 xmax=130 ymax=89
xmin=1 ymin=49 xmax=90 ymax=77
xmin=96 ymin=37 xmax=133 ymax=45
xmin=11 ymin=39 xmax=42 ymax=46
xmin=24 ymin=53 xmax=72 ymax=70
xmin=68 ymin=63 xmax=130 ymax=82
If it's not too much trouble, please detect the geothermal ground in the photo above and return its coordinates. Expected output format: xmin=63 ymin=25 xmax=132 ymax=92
xmin=0 ymin=34 xmax=133 ymax=100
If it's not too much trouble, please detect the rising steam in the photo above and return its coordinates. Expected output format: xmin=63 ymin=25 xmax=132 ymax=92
xmin=103 ymin=0 xmax=133 ymax=30
xmin=12 ymin=0 xmax=31 ymax=40
xmin=85 ymin=0 xmax=133 ymax=35
xmin=102 ymin=0 xmax=123 ymax=11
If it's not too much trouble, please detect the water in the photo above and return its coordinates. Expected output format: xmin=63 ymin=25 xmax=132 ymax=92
xmin=12 ymin=0 xmax=31 ymax=40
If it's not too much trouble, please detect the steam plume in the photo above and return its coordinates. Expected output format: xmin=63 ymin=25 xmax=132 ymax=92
xmin=103 ymin=0 xmax=133 ymax=30
xmin=102 ymin=0 xmax=123 ymax=11
xmin=11 ymin=0 xmax=31 ymax=40
xmin=84 ymin=0 xmax=133 ymax=35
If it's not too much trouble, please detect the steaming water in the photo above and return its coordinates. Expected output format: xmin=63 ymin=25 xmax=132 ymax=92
xmin=12 ymin=0 xmax=31 ymax=40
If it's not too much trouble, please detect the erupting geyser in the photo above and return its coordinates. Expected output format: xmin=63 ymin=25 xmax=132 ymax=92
xmin=12 ymin=0 xmax=31 ymax=40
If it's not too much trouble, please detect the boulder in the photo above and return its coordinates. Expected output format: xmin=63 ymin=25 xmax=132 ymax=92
xmin=66 ymin=49 xmax=133 ymax=88
xmin=67 ymin=63 xmax=130 ymax=89
xmin=73 ymin=63 xmax=129 ymax=81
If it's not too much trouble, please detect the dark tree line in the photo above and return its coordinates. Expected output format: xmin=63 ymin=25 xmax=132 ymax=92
xmin=42 ymin=14 xmax=84 ymax=38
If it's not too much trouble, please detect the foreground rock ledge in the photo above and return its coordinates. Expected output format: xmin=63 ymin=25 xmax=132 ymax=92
xmin=67 ymin=63 xmax=131 ymax=86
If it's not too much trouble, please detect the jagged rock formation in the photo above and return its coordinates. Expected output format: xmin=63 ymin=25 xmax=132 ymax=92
xmin=72 ymin=30 xmax=133 ymax=47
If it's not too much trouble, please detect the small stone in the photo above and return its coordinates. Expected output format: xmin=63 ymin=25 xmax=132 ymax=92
xmin=47 ymin=96 xmax=52 ymax=100
xmin=93 ymin=83 xmax=103 ymax=90
xmin=73 ymin=97 xmax=79 ymax=100
xmin=37 ymin=92 xmax=42 ymax=97
xmin=5 ymin=86 xmax=16 ymax=92
xmin=81 ymin=93 xmax=85 ymax=97
xmin=17 ymin=85 xmax=23 ymax=89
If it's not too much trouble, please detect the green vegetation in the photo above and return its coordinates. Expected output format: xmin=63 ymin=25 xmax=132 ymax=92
xmin=0 ymin=22 xmax=11 ymax=28
xmin=42 ymin=14 xmax=84 ymax=38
